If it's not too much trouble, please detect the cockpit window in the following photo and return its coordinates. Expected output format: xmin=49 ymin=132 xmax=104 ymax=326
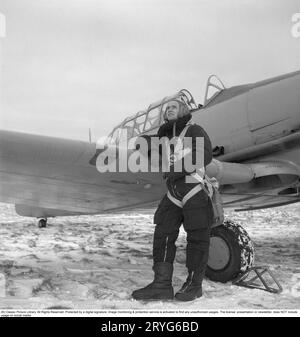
xmin=134 ymin=113 xmax=147 ymax=134
xmin=108 ymin=89 xmax=198 ymax=143
xmin=144 ymin=107 xmax=160 ymax=131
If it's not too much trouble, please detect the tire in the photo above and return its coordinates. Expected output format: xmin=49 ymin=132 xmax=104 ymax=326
xmin=206 ymin=220 xmax=254 ymax=283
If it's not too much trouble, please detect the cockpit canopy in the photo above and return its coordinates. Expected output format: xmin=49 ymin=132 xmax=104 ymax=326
xmin=108 ymin=89 xmax=199 ymax=145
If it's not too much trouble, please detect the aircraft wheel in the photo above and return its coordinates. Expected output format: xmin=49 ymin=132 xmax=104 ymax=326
xmin=206 ymin=220 xmax=254 ymax=283
xmin=38 ymin=218 xmax=47 ymax=228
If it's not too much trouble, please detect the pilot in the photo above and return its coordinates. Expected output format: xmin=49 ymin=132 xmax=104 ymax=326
xmin=132 ymin=99 xmax=214 ymax=301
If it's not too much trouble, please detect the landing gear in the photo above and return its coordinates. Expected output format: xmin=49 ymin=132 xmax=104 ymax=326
xmin=206 ymin=220 xmax=254 ymax=283
xmin=37 ymin=218 xmax=47 ymax=228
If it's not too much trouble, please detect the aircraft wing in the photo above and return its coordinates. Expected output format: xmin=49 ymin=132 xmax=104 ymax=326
xmin=1 ymin=126 xmax=300 ymax=218
xmin=0 ymin=130 xmax=166 ymax=217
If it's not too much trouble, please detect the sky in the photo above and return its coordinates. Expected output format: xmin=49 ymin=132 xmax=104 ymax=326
xmin=0 ymin=0 xmax=299 ymax=141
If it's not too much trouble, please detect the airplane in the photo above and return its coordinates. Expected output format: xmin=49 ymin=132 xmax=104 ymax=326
xmin=0 ymin=70 xmax=299 ymax=284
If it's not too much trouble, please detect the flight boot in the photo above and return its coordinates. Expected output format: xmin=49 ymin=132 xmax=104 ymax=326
xmin=175 ymin=269 xmax=204 ymax=301
xmin=131 ymin=262 xmax=174 ymax=300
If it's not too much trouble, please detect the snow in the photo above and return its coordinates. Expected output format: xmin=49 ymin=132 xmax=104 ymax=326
xmin=0 ymin=202 xmax=299 ymax=312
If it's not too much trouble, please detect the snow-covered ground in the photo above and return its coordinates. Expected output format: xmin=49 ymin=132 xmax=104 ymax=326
xmin=0 ymin=202 xmax=299 ymax=311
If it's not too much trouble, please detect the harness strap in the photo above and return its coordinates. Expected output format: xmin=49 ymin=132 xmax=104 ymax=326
xmin=191 ymin=171 xmax=214 ymax=198
xmin=169 ymin=122 xmax=193 ymax=166
xmin=182 ymin=184 xmax=202 ymax=206
xmin=167 ymin=184 xmax=202 ymax=208
xmin=167 ymin=191 xmax=183 ymax=208
xmin=167 ymin=121 xmax=207 ymax=208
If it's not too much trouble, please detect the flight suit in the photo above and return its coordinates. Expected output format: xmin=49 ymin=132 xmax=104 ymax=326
xmin=132 ymin=109 xmax=214 ymax=301
xmin=153 ymin=113 xmax=213 ymax=272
